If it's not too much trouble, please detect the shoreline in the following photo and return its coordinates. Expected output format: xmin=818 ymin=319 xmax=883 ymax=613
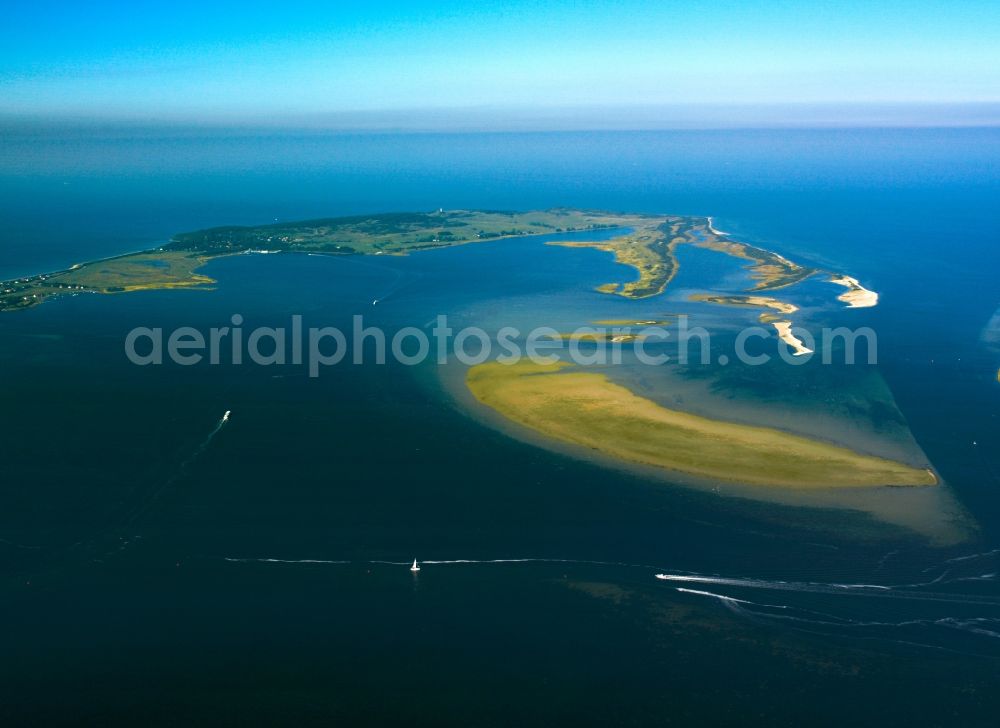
xmin=829 ymin=274 xmax=879 ymax=308
xmin=772 ymin=321 xmax=814 ymax=356
xmin=2 ymin=209 xmax=881 ymax=316
xmin=0 ymin=208 xmax=661 ymax=312
xmin=706 ymin=216 xmax=730 ymax=237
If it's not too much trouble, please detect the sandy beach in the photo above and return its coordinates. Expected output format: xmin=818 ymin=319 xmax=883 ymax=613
xmin=772 ymin=321 xmax=814 ymax=356
xmin=829 ymin=274 xmax=879 ymax=308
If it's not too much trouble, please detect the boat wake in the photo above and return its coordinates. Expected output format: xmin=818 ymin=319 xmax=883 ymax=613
xmin=655 ymin=560 xmax=1000 ymax=657
xmin=675 ymin=585 xmax=1000 ymax=654
xmin=180 ymin=410 xmax=230 ymax=470
xmin=219 ymin=550 xmax=1000 ymax=655
xmin=224 ymin=557 xmax=349 ymax=565
xmin=228 ymin=556 xmax=654 ymax=569
xmin=654 ymin=571 xmax=1000 ymax=606
xmin=119 ymin=410 xmax=232 ymax=530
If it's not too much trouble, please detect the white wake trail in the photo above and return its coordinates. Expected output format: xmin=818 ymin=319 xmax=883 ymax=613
xmin=655 ymin=572 xmax=1000 ymax=607
xmin=224 ymin=558 xmax=350 ymax=565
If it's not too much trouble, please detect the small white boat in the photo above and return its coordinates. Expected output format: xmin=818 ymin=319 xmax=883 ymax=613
xmin=410 ymin=559 xmax=420 ymax=572
xmin=222 ymin=410 xmax=231 ymax=422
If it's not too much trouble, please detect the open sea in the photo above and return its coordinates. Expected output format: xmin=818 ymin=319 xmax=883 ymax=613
xmin=1 ymin=127 xmax=999 ymax=725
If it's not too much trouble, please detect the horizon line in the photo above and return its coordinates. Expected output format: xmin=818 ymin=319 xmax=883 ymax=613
xmin=3 ymin=102 xmax=1000 ymax=134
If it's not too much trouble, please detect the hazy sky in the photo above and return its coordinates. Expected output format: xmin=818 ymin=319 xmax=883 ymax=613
xmin=2 ymin=0 xmax=998 ymax=119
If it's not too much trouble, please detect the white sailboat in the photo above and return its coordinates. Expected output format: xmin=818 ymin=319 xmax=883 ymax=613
xmin=410 ymin=559 xmax=420 ymax=572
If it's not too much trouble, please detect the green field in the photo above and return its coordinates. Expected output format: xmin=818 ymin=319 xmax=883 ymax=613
xmin=165 ymin=208 xmax=658 ymax=256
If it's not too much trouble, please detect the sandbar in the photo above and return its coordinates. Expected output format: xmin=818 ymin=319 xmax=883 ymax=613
xmin=829 ymin=275 xmax=879 ymax=308
xmin=772 ymin=321 xmax=814 ymax=356
xmin=466 ymin=360 xmax=937 ymax=488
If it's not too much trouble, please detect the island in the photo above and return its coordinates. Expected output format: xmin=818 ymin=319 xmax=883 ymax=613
xmin=549 ymin=216 xmax=818 ymax=299
xmin=0 ymin=208 xmax=873 ymax=314
xmin=0 ymin=209 xmax=657 ymax=312
xmin=2 ymin=208 xmax=930 ymax=494
xmin=467 ymin=360 xmax=936 ymax=488
xmin=687 ymin=294 xmax=798 ymax=320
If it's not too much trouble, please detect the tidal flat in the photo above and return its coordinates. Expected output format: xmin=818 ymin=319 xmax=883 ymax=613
xmin=466 ymin=359 xmax=936 ymax=489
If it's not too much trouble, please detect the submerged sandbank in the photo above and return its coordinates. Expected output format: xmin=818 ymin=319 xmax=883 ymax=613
xmin=466 ymin=360 xmax=936 ymax=489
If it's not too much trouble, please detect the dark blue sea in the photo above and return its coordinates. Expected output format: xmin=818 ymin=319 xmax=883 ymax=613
xmin=1 ymin=127 xmax=999 ymax=725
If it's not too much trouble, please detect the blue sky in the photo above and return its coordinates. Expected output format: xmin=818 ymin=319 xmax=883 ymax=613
xmin=2 ymin=0 xmax=998 ymax=119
